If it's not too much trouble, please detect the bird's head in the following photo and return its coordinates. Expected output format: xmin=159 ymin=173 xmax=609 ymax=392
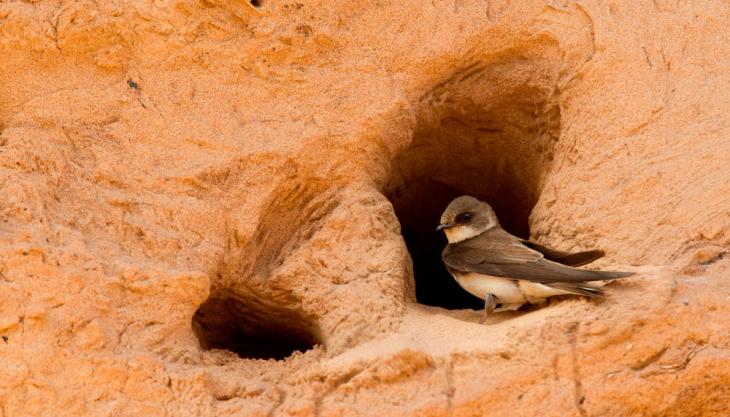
xmin=437 ymin=195 xmax=499 ymax=243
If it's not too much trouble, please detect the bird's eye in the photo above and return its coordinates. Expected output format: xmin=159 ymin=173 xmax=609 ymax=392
xmin=456 ymin=212 xmax=473 ymax=223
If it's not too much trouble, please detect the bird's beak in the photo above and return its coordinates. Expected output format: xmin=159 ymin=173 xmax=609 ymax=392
xmin=436 ymin=223 xmax=454 ymax=231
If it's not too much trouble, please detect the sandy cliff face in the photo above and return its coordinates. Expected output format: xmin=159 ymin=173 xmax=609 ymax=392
xmin=1 ymin=1 xmax=729 ymax=416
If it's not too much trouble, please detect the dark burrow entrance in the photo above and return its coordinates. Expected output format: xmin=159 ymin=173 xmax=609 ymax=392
xmin=386 ymin=57 xmax=562 ymax=310
xmin=192 ymin=294 xmax=319 ymax=360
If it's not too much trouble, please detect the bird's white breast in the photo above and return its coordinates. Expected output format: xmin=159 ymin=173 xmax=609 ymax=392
xmin=451 ymin=272 xmax=526 ymax=304
xmin=450 ymin=271 xmax=572 ymax=306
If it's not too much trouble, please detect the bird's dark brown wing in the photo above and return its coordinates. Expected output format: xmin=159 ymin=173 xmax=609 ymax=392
xmin=442 ymin=227 xmax=633 ymax=283
xmin=520 ymin=240 xmax=604 ymax=267
xmin=443 ymin=227 xmax=543 ymax=264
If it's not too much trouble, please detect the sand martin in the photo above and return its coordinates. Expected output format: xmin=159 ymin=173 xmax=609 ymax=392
xmin=437 ymin=195 xmax=633 ymax=321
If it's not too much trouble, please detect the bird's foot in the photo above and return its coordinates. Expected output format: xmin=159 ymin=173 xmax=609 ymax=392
xmin=479 ymin=293 xmax=497 ymax=324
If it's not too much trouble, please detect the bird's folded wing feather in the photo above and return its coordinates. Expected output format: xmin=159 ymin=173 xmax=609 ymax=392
xmin=520 ymin=240 xmax=605 ymax=267
xmin=442 ymin=228 xmax=633 ymax=283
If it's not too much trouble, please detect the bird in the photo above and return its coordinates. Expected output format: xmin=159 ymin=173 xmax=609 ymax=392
xmin=437 ymin=195 xmax=633 ymax=322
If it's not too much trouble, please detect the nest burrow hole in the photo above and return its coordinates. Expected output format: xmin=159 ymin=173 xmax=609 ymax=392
xmin=192 ymin=294 xmax=319 ymax=360
xmin=386 ymin=63 xmax=561 ymax=309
